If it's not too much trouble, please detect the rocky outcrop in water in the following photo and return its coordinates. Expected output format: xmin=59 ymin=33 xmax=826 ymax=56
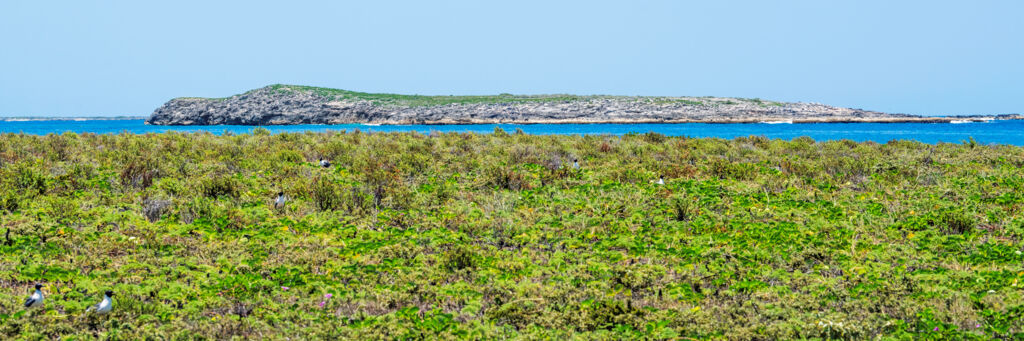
xmin=147 ymin=85 xmax=943 ymax=125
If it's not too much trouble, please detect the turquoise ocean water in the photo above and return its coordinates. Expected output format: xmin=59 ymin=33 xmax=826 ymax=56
xmin=2 ymin=119 xmax=1023 ymax=145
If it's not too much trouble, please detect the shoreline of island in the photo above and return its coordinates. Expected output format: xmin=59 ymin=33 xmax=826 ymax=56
xmin=143 ymin=115 xmax=1020 ymax=126
xmin=4 ymin=116 xmax=1019 ymax=126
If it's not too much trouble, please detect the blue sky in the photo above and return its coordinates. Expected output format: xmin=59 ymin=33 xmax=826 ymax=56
xmin=1 ymin=0 xmax=1021 ymax=117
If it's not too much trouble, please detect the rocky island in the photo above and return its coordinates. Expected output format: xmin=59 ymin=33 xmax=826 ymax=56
xmin=146 ymin=84 xmax=1000 ymax=125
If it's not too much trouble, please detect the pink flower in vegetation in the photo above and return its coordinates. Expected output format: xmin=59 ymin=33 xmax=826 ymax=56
xmin=975 ymin=324 xmax=981 ymax=328
xmin=319 ymin=301 xmax=326 ymax=308
xmin=933 ymin=327 xmax=939 ymax=331
xmin=281 ymin=286 xmax=289 ymax=291
xmin=324 ymin=293 xmax=333 ymax=299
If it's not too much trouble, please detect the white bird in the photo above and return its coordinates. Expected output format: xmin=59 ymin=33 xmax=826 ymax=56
xmin=274 ymin=192 xmax=286 ymax=208
xmin=656 ymin=175 xmax=665 ymax=185
xmin=86 ymin=290 xmax=114 ymax=315
xmin=319 ymin=158 xmax=331 ymax=168
xmin=23 ymin=283 xmax=44 ymax=309
xmin=572 ymin=159 xmax=580 ymax=170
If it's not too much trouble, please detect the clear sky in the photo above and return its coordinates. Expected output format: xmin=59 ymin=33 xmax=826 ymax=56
xmin=1 ymin=1 xmax=1021 ymax=117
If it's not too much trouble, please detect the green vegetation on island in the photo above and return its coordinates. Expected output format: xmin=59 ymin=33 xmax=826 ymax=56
xmin=178 ymin=84 xmax=609 ymax=107
xmin=0 ymin=130 xmax=1022 ymax=339
xmin=268 ymin=85 xmax=599 ymax=107
xmin=185 ymin=84 xmax=784 ymax=108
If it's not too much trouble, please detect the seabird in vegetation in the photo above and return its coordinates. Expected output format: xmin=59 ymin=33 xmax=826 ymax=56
xmin=319 ymin=158 xmax=331 ymax=168
xmin=275 ymin=192 xmax=286 ymax=208
xmin=23 ymin=283 xmax=44 ymax=309
xmin=86 ymin=290 xmax=114 ymax=315
xmin=656 ymin=175 xmax=665 ymax=185
xmin=572 ymin=159 xmax=580 ymax=170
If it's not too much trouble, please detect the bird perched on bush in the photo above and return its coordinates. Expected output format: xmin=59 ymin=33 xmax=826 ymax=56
xmin=319 ymin=158 xmax=331 ymax=168
xmin=23 ymin=283 xmax=44 ymax=309
xmin=86 ymin=290 xmax=114 ymax=315
xmin=275 ymin=192 xmax=286 ymax=209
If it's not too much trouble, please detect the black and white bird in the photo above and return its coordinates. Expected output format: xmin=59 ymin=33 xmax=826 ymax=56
xmin=319 ymin=158 xmax=331 ymax=168
xmin=23 ymin=283 xmax=44 ymax=309
xmin=572 ymin=159 xmax=580 ymax=170
xmin=86 ymin=290 xmax=114 ymax=315
xmin=274 ymin=192 xmax=286 ymax=208
xmin=656 ymin=175 xmax=665 ymax=185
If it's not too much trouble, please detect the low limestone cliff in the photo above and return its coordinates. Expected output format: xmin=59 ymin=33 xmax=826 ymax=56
xmin=147 ymin=84 xmax=935 ymax=125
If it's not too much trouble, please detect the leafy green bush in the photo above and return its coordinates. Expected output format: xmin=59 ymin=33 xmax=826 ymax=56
xmin=939 ymin=209 xmax=976 ymax=235
xmin=10 ymin=163 xmax=47 ymax=194
xmin=120 ymin=158 xmax=157 ymax=189
xmin=201 ymin=175 xmax=239 ymax=199
xmin=442 ymin=245 xmax=477 ymax=271
xmin=484 ymin=164 xmax=532 ymax=191
xmin=310 ymin=176 xmax=342 ymax=211
xmin=275 ymin=149 xmax=304 ymax=163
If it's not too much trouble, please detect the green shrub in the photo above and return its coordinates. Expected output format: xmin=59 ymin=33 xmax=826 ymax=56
xmin=0 ymin=185 xmax=18 ymax=213
xmin=938 ymin=210 xmax=975 ymax=235
xmin=253 ymin=127 xmax=271 ymax=136
xmin=311 ymin=177 xmax=342 ymax=211
xmin=642 ymin=132 xmax=667 ymax=144
xmin=484 ymin=164 xmax=532 ymax=191
xmin=442 ymin=245 xmax=477 ymax=271
xmin=201 ymin=175 xmax=240 ymax=198
xmin=120 ymin=159 xmax=157 ymax=189
xmin=672 ymin=197 xmax=696 ymax=222
xmin=10 ymin=163 xmax=47 ymax=194
xmin=276 ymin=150 xmax=304 ymax=163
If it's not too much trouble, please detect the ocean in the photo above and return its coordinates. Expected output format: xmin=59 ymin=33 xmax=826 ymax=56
xmin=2 ymin=119 xmax=1024 ymax=145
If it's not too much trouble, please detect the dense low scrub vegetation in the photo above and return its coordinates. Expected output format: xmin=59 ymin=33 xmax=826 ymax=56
xmin=269 ymin=84 xmax=597 ymax=107
xmin=0 ymin=130 xmax=1022 ymax=339
xmin=195 ymin=84 xmax=718 ymax=108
